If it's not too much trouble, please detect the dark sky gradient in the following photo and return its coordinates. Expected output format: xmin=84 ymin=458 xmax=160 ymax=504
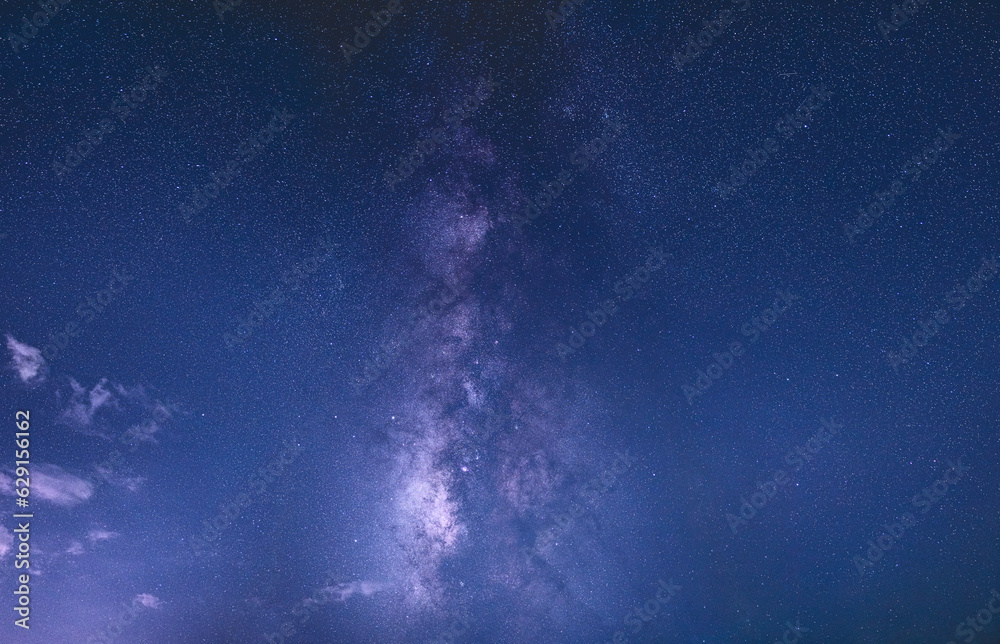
xmin=2 ymin=1 xmax=999 ymax=643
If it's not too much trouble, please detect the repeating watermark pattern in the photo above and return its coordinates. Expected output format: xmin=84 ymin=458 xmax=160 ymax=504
xmin=885 ymin=255 xmax=998 ymax=373
xmin=851 ymin=457 xmax=969 ymax=576
xmin=598 ymin=578 xmax=680 ymax=644
xmin=712 ymin=137 xmax=777 ymax=200
xmin=713 ymin=84 xmax=832 ymax=200
xmin=261 ymin=570 xmax=359 ymax=644
xmin=385 ymin=76 xmax=497 ymax=189
xmin=844 ymin=126 xmax=961 ymax=244
xmin=878 ymin=0 xmax=934 ymax=41
xmin=178 ymin=106 xmax=296 ymax=223
xmin=429 ymin=612 xmax=473 ymax=644
xmin=555 ymin=247 xmax=668 ymax=362
xmin=6 ymin=0 xmax=70 ymax=53
xmin=40 ymin=267 xmax=135 ymax=364
xmin=189 ymin=438 xmax=304 ymax=557
xmin=513 ymin=118 xmax=626 ymax=231
xmin=672 ymin=0 xmax=750 ymax=71
xmin=78 ymin=401 xmax=173 ymax=497
xmin=213 ymin=0 xmax=244 ymax=21
xmin=53 ymin=65 xmax=170 ymax=180
xmin=544 ymin=0 xmax=594 ymax=30
xmin=773 ymin=619 xmax=810 ymax=644
xmin=682 ymin=289 xmax=801 ymax=405
xmin=86 ymin=594 xmax=163 ymax=644
xmin=521 ymin=450 xmax=635 ymax=564
xmin=774 ymin=84 xmax=833 ymax=140
xmin=352 ymin=280 xmax=468 ymax=394
xmin=726 ymin=417 xmax=842 ymax=535
xmin=339 ymin=0 xmax=402 ymax=64
xmin=946 ymin=588 xmax=1000 ymax=644
xmin=223 ymin=235 xmax=337 ymax=351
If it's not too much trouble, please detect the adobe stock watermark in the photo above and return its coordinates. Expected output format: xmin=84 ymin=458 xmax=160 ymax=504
xmin=597 ymin=578 xmax=680 ymax=644
xmin=772 ymin=619 xmax=810 ymax=644
xmin=189 ymin=438 xmax=305 ymax=557
xmin=385 ymin=76 xmax=497 ymax=189
xmin=86 ymin=594 xmax=163 ymax=644
xmin=543 ymin=0 xmax=595 ymax=30
xmin=429 ymin=611 xmax=473 ymax=644
xmin=514 ymin=117 xmax=626 ymax=231
xmin=78 ymin=400 xmax=174 ymax=497
xmin=53 ymin=65 xmax=170 ymax=180
xmin=40 ymin=267 xmax=135 ymax=364
xmin=555 ymin=247 xmax=668 ymax=362
xmin=521 ymin=450 xmax=635 ymax=564
xmin=339 ymin=0 xmax=402 ymax=64
xmin=352 ymin=280 xmax=468 ymax=394
xmin=672 ymin=0 xmax=750 ymax=71
xmin=945 ymin=588 xmax=1000 ymax=644
xmin=6 ymin=0 xmax=71 ymax=53
xmin=682 ymin=289 xmax=801 ymax=405
xmin=213 ymin=0 xmax=244 ymax=21
xmin=844 ymin=126 xmax=961 ymax=244
xmin=223 ymin=235 xmax=338 ymax=350
xmin=851 ymin=456 xmax=969 ymax=576
xmin=178 ymin=106 xmax=296 ymax=223
xmin=712 ymin=84 xmax=832 ymax=200
xmin=878 ymin=0 xmax=934 ymax=41
xmin=260 ymin=572 xmax=385 ymax=644
xmin=726 ymin=417 xmax=843 ymax=535
xmin=885 ymin=255 xmax=998 ymax=373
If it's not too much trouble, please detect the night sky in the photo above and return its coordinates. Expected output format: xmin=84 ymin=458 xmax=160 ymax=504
xmin=1 ymin=0 xmax=999 ymax=643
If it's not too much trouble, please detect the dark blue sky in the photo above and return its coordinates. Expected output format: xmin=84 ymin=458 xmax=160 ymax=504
xmin=1 ymin=0 xmax=999 ymax=642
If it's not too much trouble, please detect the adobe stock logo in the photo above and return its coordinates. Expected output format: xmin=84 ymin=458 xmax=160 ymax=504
xmin=385 ymin=76 xmax=496 ymax=189
xmin=726 ymin=417 xmax=842 ymax=535
xmin=886 ymin=255 xmax=998 ymax=373
xmin=178 ymin=106 xmax=295 ymax=223
xmin=844 ymin=126 xmax=961 ymax=244
xmin=945 ymin=588 xmax=1000 ymax=644
xmin=672 ymin=0 xmax=750 ymax=71
xmin=6 ymin=0 xmax=71 ymax=53
xmin=682 ymin=289 xmax=801 ymax=405
xmin=514 ymin=118 xmax=626 ymax=231
xmin=851 ymin=457 xmax=969 ymax=576
xmin=773 ymin=619 xmax=809 ymax=644
xmin=555 ymin=247 xmax=667 ymax=362
xmin=598 ymin=578 xmax=680 ymax=644
xmin=189 ymin=439 xmax=305 ymax=557
xmin=339 ymin=0 xmax=402 ymax=64
xmin=877 ymin=0 xmax=933 ymax=40
xmin=42 ymin=268 xmax=135 ymax=363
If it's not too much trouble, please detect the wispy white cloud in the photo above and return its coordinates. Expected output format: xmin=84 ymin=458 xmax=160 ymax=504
xmin=66 ymin=541 xmax=85 ymax=556
xmin=6 ymin=335 xmax=46 ymax=384
xmin=133 ymin=594 xmax=163 ymax=609
xmin=0 ymin=526 xmax=13 ymax=558
xmin=31 ymin=464 xmax=94 ymax=507
xmin=318 ymin=581 xmax=387 ymax=603
xmin=86 ymin=528 xmax=118 ymax=543
xmin=93 ymin=463 xmax=146 ymax=493
xmin=125 ymin=419 xmax=161 ymax=445
xmin=59 ymin=378 xmax=116 ymax=427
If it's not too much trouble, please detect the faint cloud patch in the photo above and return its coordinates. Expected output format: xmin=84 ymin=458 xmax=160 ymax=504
xmin=0 ymin=526 xmax=13 ymax=558
xmin=59 ymin=377 xmax=116 ymax=427
xmin=133 ymin=594 xmax=163 ymax=609
xmin=87 ymin=528 xmax=118 ymax=543
xmin=321 ymin=581 xmax=387 ymax=602
xmin=30 ymin=464 xmax=95 ymax=507
xmin=5 ymin=334 xmax=47 ymax=384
